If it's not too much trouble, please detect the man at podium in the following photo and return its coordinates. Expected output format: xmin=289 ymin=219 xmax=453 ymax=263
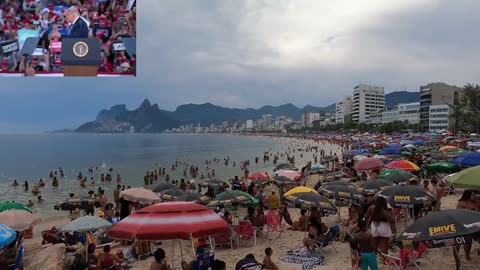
xmin=50 ymin=7 xmax=89 ymax=40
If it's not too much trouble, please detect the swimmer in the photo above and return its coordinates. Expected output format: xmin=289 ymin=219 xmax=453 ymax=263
xmin=27 ymin=200 xmax=34 ymax=207
xmin=52 ymin=177 xmax=59 ymax=187
xmin=38 ymin=178 xmax=45 ymax=187
xmin=37 ymin=195 xmax=44 ymax=203
xmin=12 ymin=180 xmax=19 ymax=187
xmin=32 ymin=185 xmax=40 ymax=195
xmin=23 ymin=181 xmax=29 ymax=191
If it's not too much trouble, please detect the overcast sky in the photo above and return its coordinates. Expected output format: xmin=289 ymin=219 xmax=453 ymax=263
xmin=1 ymin=0 xmax=479 ymax=133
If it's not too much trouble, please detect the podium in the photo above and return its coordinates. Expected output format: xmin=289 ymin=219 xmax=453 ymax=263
xmin=61 ymin=38 xmax=101 ymax=77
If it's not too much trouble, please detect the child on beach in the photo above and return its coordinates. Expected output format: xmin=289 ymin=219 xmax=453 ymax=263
xmin=354 ymin=220 xmax=378 ymax=270
xmin=349 ymin=239 xmax=361 ymax=270
xmin=262 ymin=247 xmax=279 ymax=270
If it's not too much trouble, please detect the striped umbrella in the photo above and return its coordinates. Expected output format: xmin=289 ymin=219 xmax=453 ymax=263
xmin=276 ymin=169 xmax=301 ymax=179
xmin=385 ymin=160 xmax=420 ymax=172
xmin=107 ymin=202 xmax=230 ymax=240
xmin=248 ymin=172 xmax=269 ymax=180
xmin=354 ymin=157 xmax=384 ymax=171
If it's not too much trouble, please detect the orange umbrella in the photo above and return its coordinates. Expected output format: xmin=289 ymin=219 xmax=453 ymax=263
xmin=439 ymin=145 xmax=458 ymax=152
xmin=385 ymin=160 xmax=420 ymax=172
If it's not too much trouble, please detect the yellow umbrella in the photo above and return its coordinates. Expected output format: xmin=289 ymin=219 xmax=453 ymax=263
xmin=283 ymin=186 xmax=318 ymax=197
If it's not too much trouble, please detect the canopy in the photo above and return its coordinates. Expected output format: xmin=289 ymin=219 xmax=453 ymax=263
xmin=385 ymin=160 xmax=420 ymax=172
xmin=120 ymin=187 xmax=161 ymax=204
xmin=61 ymin=216 xmax=112 ymax=233
xmin=0 ymin=210 xmax=41 ymax=231
xmin=445 ymin=166 xmax=480 ymax=190
xmin=354 ymin=157 xmax=384 ymax=171
xmin=0 ymin=202 xmax=32 ymax=213
xmin=396 ymin=209 xmax=480 ymax=248
xmin=283 ymin=186 xmax=317 ymax=197
xmin=377 ymin=185 xmax=437 ymax=206
xmin=107 ymin=202 xmax=230 ymax=240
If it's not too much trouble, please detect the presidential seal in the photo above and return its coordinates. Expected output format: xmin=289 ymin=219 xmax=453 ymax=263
xmin=73 ymin=41 xmax=89 ymax=58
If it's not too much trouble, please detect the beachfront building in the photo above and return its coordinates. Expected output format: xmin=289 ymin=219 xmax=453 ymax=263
xmin=262 ymin=114 xmax=273 ymax=128
xmin=428 ymin=104 xmax=450 ymax=132
xmin=352 ymin=84 xmax=385 ymax=123
xmin=382 ymin=107 xmax=399 ymax=124
xmin=335 ymin=96 xmax=352 ymax=124
xmin=246 ymin=119 xmax=253 ymax=130
xmin=419 ymin=82 xmax=462 ymax=131
xmin=369 ymin=110 xmax=383 ymax=124
xmin=398 ymin=102 xmax=420 ymax=124
xmin=301 ymin=112 xmax=320 ymax=128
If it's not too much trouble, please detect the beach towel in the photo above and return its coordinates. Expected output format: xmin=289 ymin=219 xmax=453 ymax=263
xmin=280 ymin=249 xmax=325 ymax=270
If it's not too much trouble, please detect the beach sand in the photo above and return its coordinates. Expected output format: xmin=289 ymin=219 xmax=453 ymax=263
xmin=21 ymin=142 xmax=480 ymax=270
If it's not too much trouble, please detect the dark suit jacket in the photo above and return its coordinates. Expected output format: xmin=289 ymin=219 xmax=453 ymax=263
xmin=62 ymin=17 xmax=89 ymax=39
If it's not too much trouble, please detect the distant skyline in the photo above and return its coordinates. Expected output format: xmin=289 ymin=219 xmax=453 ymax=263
xmin=1 ymin=0 xmax=479 ymax=133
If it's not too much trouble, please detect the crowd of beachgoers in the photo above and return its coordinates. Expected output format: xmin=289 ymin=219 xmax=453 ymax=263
xmin=1 ymin=132 xmax=480 ymax=270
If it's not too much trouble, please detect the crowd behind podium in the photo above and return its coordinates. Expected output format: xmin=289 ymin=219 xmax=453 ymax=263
xmin=0 ymin=0 xmax=136 ymax=73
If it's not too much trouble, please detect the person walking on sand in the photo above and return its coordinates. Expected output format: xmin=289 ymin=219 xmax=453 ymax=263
xmin=354 ymin=220 xmax=378 ymax=270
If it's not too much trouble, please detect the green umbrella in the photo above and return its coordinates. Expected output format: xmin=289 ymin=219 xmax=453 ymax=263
xmin=0 ymin=202 xmax=32 ymax=213
xmin=401 ymin=151 xmax=413 ymax=157
xmin=425 ymin=162 xmax=460 ymax=173
xmin=379 ymin=169 xmax=406 ymax=179
xmin=206 ymin=190 xmax=258 ymax=208
xmin=445 ymin=166 xmax=480 ymax=190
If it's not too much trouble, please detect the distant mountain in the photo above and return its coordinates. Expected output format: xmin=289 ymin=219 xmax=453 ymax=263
xmin=76 ymin=99 xmax=181 ymax=133
xmin=385 ymin=91 xmax=419 ymax=107
xmin=74 ymin=90 xmax=420 ymax=132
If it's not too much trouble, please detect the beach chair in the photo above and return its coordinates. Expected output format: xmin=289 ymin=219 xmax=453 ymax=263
xmin=135 ymin=240 xmax=153 ymax=261
xmin=265 ymin=210 xmax=283 ymax=239
xmin=236 ymin=220 xmax=257 ymax=247
xmin=13 ymin=245 xmax=24 ymax=270
xmin=381 ymin=249 xmax=412 ymax=270
xmin=313 ymin=225 xmax=339 ymax=256
xmin=213 ymin=226 xmax=239 ymax=249
xmin=406 ymin=242 xmax=434 ymax=267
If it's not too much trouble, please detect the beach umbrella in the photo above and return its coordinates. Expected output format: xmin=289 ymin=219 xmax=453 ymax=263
xmin=272 ymin=175 xmax=296 ymax=185
xmin=404 ymin=144 xmax=415 ymax=149
xmin=107 ymin=201 xmax=230 ymax=240
xmin=445 ymin=166 xmax=480 ymax=190
xmin=55 ymin=196 xmax=101 ymax=211
xmin=273 ymin=163 xmax=298 ymax=172
xmin=158 ymin=188 xmax=186 ymax=201
xmin=383 ymin=172 xmax=420 ymax=184
xmin=439 ymin=146 xmax=458 ymax=152
xmin=276 ymin=169 xmax=301 ymax=179
xmin=400 ymin=151 xmax=413 ymax=157
xmin=152 ymin=182 xmax=176 ymax=193
xmin=452 ymin=152 xmax=480 ymax=167
xmin=200 ymin=179 xmax=225 ymax=188
xmin=120 ymin=187 xmax=160 ymax=204
xmin=284 ymin=186 xmax=318 ymax=197
xmin=377 ymin=185 xmax=437 ymax=206
xmin=0 ymin=202 xmax=32 ymax=213
xmin=322 ymin=181 xmax=356 ymax=188
xmin=206 ymin=190 xmax=258 ymax=208
xmin=318 ymin=185 xmax=364 ymax=202
xmin=0 ymin=224 xmax=17 ymax=248
xmin=414 ymin=140 xmax=425 ymax=146
xmin=396 ymin=209 xmax=480 ymax=249
xmin=322 ymin=172 xmax=342 ymax=182
xmin=354 ymin=155 xmax=368 ymax=161
xmin=0 ymin=210 xmax=41 ymax=231
xmin=425 ymin=162 xmax=461 ymax=173
xmin=385 ymin=160 xmax=420 ymax=172
xmin=354 ymin=157 xmax=384 ymax=171
xmin=172 ymin=193 xmax=211 ymax=205
xmin=355 ymin=180 xmax=391 ymax=196
xmin=379 ymin=169 xmax=407 ymax=179
xmin=248 ymin=172 xmax=269 ymax=180
xmin=251 ymin=178 xmax=270 ymax=187
xmin=283 ymin=192 xmax=337 ymax=214
xmin=379 ymin=148 xmax=401 ymax=155
xmin=60 ymin=216 xmax=112 ymax=233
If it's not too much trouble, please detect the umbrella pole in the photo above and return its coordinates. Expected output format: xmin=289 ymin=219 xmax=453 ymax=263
xmin=179 ymin=240 xmax=183 ymax=262
xmin=172 ymin=240 xmax=174 ymax=269
xmin=304 ymin=210 xmax=310 ymax=238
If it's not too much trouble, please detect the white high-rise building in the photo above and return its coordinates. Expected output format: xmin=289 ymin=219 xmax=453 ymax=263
xmin=398 ymin=102 xmax=420 ymax=124
xmin=301 ymin=112 xmax=320 ymax=127
xmin=335 ymin=96 xmax=352 ymax=124
xmin=352 ymin=84 xmax=385 ymax=123
xmin=429 ymin=104 xmax=449 ymax=132
xmin=246 ymin=119 xmax=253 ymax=129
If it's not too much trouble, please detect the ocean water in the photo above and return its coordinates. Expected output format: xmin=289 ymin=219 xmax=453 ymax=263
xmin=0 ymin=133 xmax=315 ymax=218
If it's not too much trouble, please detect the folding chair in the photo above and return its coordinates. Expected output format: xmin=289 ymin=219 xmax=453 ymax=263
xmin=236 ymin=220 xmax=257 ymax=247
xmin=313 ymin=225 xmax=339 ymax=256
xmin=213 ymin=226 xmax=239 ymax=249
xmin=265 ymin=210 xmax=283 ymax=239
xmin=407 ymin=242 xmax=434 ymax=267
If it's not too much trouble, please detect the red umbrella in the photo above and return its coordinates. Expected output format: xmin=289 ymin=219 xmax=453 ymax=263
xmin=107 ymin=201 xmax=229 ymax=240
xmin=354 ymin=157 xmax=384 ymax=171
xmin=248 ymin=172 xmax=269 ymax=180
xmin=385 ymin=160 xmax=420 ymax=172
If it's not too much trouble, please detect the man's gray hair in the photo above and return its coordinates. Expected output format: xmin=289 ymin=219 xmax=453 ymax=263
xmin=66 ymin=6 xmax=80 ymax=15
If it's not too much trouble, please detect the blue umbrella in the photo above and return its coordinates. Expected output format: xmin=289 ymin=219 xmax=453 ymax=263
xmin=414 ymin=139 xmax=425 ymax=145
xmin=388 ymin=143 xmax=402 ymax=149
xmin=452 ymin=152 xmax=480 ymax=167
xmin=0 ymin=224 xmax=17 ymax=248
xmin=379 ymin=148 xmax=400 ymax=155
xmin=311 ymin=164 xmax=327 ymax=171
